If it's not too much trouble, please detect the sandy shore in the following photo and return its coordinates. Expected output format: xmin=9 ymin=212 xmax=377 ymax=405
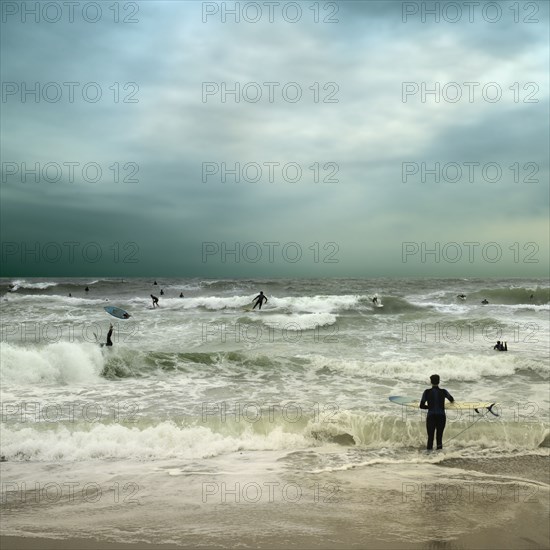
xmin=2 ymin=518 xmax=549 ymax=550
xmin=0 ymin=535 xmax=425 ymax=550
xmin=2 ymin=452 xmax=548 ymax=550
xmin=440 ymin=455 xmax=550 ymax=484
xmin=0 ymin=538 xmax=183 ymax=550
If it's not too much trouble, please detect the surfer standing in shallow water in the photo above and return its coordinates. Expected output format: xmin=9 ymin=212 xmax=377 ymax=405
xmin=419 ymin=374 xmax=454 ymax=451
xmin=252 ymin=291 xmax=268 ymax=310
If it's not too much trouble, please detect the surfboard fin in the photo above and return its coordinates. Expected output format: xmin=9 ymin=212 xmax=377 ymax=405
xmin=473 ymin=403 xmax=499 ymax=417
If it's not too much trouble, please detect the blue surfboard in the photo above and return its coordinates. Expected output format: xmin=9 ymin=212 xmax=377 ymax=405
xmin=104 ymin=306 xmax=131 ymax=319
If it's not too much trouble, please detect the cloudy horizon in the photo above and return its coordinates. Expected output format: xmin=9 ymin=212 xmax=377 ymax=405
xmin=1 ymin=0 xmax=548 ymax=278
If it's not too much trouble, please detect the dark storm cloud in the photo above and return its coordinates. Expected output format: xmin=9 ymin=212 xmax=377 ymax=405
xmin=1 ymin=0 xmax=548 ymax=276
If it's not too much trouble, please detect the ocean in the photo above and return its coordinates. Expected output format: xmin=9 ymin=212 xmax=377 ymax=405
xmin=1 ymin=277 xmax=549 ymax=548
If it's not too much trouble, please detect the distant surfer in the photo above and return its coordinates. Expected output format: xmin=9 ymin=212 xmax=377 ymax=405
xmin=179 ymin=292 xmax=184 ymax=298
xmin=153 ymin=281 xmax=158 ymax=285
xmin=481 ymin=299 xmax=489 ymax=304
xmin=494 ymin=341 xmax=507 ymax=351
xmin=151 ymin=294 xmax=159 ymax=308
xmin=106 ymin=324 xmax=114 ymax=347
xmin=252 ymin=291 xmax=268 ymax=310
xmin=160 ymin=289 xmax=164 ymax=296
xmin=85 ymin=286 xmax=89 ymax=292
xmin=372 ymin=296 xmax=378 ymax=304
xmin=419 ymin=374 xmax=454 ymax=451
xmin=457 ymin=294 xmax=466 ymax=300
xmin=68 ymin=293 xmax=72 ymax=297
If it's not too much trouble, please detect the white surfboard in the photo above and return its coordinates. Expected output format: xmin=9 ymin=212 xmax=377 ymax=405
xmin=389 ymin=396 xmax=499 ymax=415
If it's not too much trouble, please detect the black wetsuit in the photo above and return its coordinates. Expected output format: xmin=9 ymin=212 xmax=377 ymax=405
xmin=106 ymin=327 xmax=113 ymax=347
xmin=252 ymin=293 xmax=267 ymax=310
xmin=419 ymin=387 xmax=454 ymax=450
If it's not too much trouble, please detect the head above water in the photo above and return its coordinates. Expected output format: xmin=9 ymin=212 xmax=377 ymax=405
xmin=430 ymin=374 xmax=440 ymax=385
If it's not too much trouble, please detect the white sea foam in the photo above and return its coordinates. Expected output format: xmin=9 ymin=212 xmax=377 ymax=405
xmin=260 ymin=313 xmax=337 ymax=330
xmin=8 ymin=280 xmax=58 ymax=291
xmin=125 ymin=294 xmax=362 ymax=314
xmin=298 ymin=353 xmax=547 ymax=381
xmin=0 ymin=342 xmax=104 ymax=385
xmin=270 ymin=295 xmax=360 ymax=313
xmin=3 ymin=409 xmax=547 ymax=462
xmin=1 ymin=422 xmax=314 ymax=461
xmin=408 ymin=300 xmax=469 ymax=314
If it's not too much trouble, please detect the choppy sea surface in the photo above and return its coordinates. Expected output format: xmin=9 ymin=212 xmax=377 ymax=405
xmin=1 ymin=277 xmax=548 ymax=546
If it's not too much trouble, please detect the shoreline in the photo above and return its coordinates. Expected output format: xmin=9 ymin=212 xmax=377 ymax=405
xmin=0 ymin=538 xmax=184 ymax=550
xmin=3 ymin=519 xmax=550 ymax=550
xmin=2 ymin=453 xmax=548 ymax=550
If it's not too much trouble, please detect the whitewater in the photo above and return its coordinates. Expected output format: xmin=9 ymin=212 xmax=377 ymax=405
xmin=1 ymin=277 xmax=548 ymax=547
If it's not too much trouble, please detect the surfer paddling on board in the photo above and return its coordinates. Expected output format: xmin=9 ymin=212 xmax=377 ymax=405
xmin=419 ymin=374 xmax=454 ymax=451
xmin=252 ymin=291 xmax=268 ymax=310
xmin=151 ymin=294 xmax=159 ymax=308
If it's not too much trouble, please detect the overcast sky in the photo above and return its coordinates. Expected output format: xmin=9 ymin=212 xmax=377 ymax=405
xmin=1 ymin=0 xmax=548 ymax=277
